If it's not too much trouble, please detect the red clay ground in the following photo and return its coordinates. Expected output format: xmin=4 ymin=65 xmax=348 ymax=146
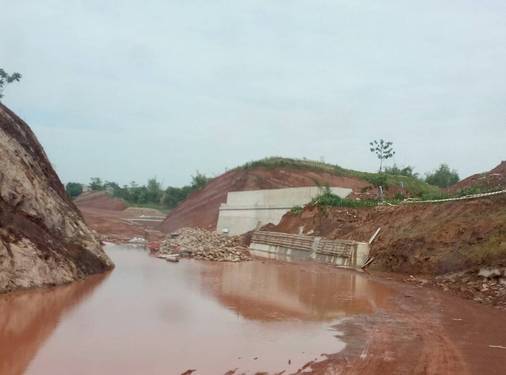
xmin=74 ymin=191 xmax=127 ymax=211
xmin=267 ymin=193 xmax=506 ymax=310
xmin=75 ymin=193 xmax=165 ymax=242
xmin=306 ymin=272 xmax=506 ymax=375
xmin=272 ymin=194 xmax=506 ymax=275
xmin=450 ymin=161 xmax=506 ymax=193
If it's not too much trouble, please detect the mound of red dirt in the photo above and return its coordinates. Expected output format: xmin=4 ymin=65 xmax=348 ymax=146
xmin=270 ymin=194 xmax=506 ymax=276
xmin=75 ymin=195 xmax=165 ymax=243
xmin=450 ymin=161 xmax=506 ymax=193
xmin=75 ymin=191 xmax=127 ymax=211
xmin=158 ymin=167 xmax=372 ymax=233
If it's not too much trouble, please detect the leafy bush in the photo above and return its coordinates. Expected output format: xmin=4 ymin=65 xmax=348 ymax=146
xmin=65 ymin=182 xmax=83 ymax=198
xmin=384 ymin=164 xmax=419 ymax=179
xmin=290 ymin=205 xmax=304 ymax=215
xmin=89 ymin=177 xmax=105 ymax=191
xmin=425 ymin=164 xmax=459 ymax=188
xmin=312 ymin=192 xmax=385 ymax=208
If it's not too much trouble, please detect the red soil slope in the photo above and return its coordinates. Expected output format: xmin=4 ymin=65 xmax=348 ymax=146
xmin=75 ymin=193 xmax=164 ymax=242
xmin=74 ymin=191 xmax=127 ymax=211
xmin=450 ymin=161 xmax=506 ymax=193
xmin=158 ymin=167 xmax=371 ymax=233
xmin=271 ymin=194 xmax=506 ymax=275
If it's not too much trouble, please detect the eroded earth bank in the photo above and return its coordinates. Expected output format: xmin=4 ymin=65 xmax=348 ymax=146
xmin=0 ymin=104 xmax=113 ymax=292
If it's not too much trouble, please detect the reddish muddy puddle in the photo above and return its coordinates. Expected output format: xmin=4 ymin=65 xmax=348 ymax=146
xmin=0 ymin=244 xmax=391 ymax=375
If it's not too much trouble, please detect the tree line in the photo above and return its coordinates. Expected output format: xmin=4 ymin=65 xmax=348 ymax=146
xmin=370 ymin=138 xmax=459 ymax=188
xmin=65 ymin=172 xmax=210 ymax=209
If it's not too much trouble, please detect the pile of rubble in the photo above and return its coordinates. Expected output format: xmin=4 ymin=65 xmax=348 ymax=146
xmin=157 ymin=227 xmax=251 ymax=262
xmin=408 ymin=267 xmax=506 ymax=309
xmin=434 ymin=267 xmax=506 ymax=308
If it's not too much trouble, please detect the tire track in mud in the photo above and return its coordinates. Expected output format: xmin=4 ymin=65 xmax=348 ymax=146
xmin=301 ymin=282 xmax=469 ymax=375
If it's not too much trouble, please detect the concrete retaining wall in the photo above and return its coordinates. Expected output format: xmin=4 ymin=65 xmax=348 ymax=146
xmin=249 ymin=231 xmax=370 ymax=269
xmin=217 ymin=186 xmax=352 ymax=235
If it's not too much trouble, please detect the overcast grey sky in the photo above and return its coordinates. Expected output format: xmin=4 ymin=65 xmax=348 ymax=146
xmin=1 ymin=0 xmax=505 ymax=186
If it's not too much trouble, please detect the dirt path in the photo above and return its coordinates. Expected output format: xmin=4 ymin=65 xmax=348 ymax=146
xmin=306 ymin=275 xmax=506 ymax=374
xmin=78 ymin=206 xmax=165 ymax=242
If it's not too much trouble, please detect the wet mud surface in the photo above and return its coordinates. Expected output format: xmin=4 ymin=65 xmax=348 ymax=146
xmin=1 ymin=245 xmax=506 ymax=374
xmin=0 ymin=245 xmax=389 ymax=375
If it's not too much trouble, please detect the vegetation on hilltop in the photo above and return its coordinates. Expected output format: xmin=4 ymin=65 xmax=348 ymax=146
xmin=238 ymin=156 xmax=440 ymax=197
xmin=425 ymin=163 xmax=460 ymax=188
xmin=67 ymin=172 xmax=211 ymax=210
xmin=67 ymin=157 xmax=469 ymax=211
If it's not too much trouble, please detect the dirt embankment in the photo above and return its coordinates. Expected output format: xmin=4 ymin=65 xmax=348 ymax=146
xmin=450 ymin=161 xmax=506 ymax=193
xmin=74 ymin=191 xmax=127 ymax=211
xmin=158 ymin=167 xmax=374 ymax=233
xmin=272 ymin=194 xmax=506 ymax=276
xmin=0 ymin=104 xmax=113 ymax=293
xmin=75 ymin=192 xmax=165 ymax=243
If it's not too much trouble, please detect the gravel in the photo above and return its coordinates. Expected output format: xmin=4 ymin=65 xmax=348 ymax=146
xmin=157 ymin=227 xmax=251 ymax=262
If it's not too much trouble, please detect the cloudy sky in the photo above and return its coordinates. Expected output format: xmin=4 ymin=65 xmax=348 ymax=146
xmin=1 ymin=0 xmax=505 ymax=186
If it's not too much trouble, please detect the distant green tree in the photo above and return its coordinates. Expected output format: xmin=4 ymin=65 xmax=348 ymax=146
xmin=0 ymin=68 xmax=22 ymax=100
xmin=369 ymin=139 xmax=395 ymax=172
xmin=146 ymin=177 xmax=162 ymax=203
xmin=88 ymin=173 xmax=210 ymax=209
xmin=65 ymin=182 xmax=83 ymax=198
xmin=191 ymin=171 xmax=210 ymax=190
xmin=89 ymin=177 xmax=104 ymax=191
xmin=425 ymin=164 xmax=459 ymax=188
xmin=136 ymin=187 xmax=149 ymax=204
xmin=127 ymin=181 xmax=140 ymax=202
xmin=384 ymin=164 xmax=419 ymax=179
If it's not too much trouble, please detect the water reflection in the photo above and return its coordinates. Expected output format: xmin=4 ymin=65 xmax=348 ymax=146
xmin=0 ymin=273 xmax=108 ymax=375
xmin=201 ymin=261 xmax=390 ymax=321
xmin=0 ymin=246 xmax=391 ymax=375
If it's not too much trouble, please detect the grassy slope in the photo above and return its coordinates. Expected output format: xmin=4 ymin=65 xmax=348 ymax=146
xmin=238 ymin=156 xmax=439 ymax=197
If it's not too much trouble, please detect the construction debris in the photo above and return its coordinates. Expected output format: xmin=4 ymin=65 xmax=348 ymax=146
xmin=156 ymin=253 xmax=180 ymax=263
xmin=155 ymin=227 xmax=251 ymax=262
xmin=427 ymin=267 xmax=506 ymax=309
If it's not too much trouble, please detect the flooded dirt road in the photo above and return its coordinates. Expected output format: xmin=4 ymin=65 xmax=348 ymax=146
xmin=2 ymin=245 xmax=506 ymax=375
xmin=0 ymin=244 xmax=390 ymax=375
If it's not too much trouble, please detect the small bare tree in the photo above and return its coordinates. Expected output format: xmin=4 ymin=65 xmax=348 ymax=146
xmin=0 ymin=68 xmax=22 ymax=100
xmin=369 ymin=139 xmax=395 ymax=172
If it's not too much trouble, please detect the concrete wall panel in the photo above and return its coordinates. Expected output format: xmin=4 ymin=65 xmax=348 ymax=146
xmin=217 ymin=186 xmax=352 ymax=235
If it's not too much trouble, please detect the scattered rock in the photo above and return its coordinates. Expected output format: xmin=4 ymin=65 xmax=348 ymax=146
xmin=434 ymin=268 xmax=506 ymax=309
xmin=478 ymin=267 xmax=503 ymax=279
xmin=156 ymin=228 xmax=251 ymax=262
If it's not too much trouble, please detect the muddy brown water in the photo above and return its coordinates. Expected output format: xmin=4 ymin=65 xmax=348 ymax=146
xmin=0 ymin=244 xmax=391 ymax=375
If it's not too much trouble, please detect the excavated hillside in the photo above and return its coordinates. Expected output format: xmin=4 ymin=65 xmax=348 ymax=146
xmin=159 ymin=167 xmax=370 ymax=233
xmin=159 ymin=158 xmax=437 ymax=233
xmin=450 ymin=161 xmax=506 ymax=193
xmin=0 ymin=104 xmax=113 ymax=293
xmin=74 ymin=191 xmax=127 ymax=211
xmin=270 ymin=194 xmax=506 ymax=275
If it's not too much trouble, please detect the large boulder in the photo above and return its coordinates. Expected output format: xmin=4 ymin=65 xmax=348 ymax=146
xmin=0 ymin=104 xmax=113 ymax=293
